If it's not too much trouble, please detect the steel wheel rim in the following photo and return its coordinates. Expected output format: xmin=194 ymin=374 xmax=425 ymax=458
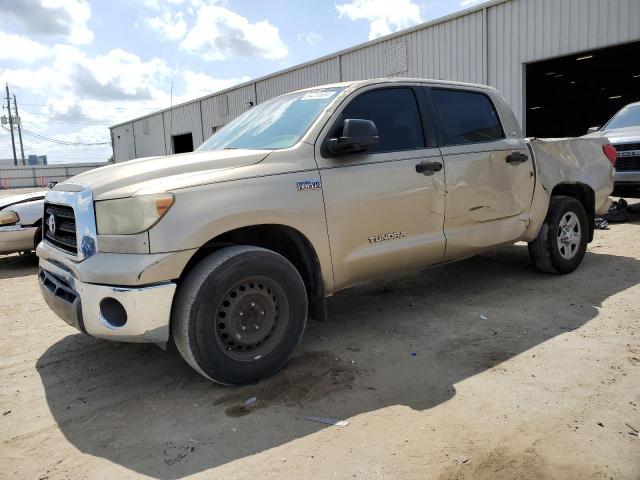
xmin=213 ymin=275 xmax=289 ymax=362
xmin=556 ymin=211 xmax=581 ymax=260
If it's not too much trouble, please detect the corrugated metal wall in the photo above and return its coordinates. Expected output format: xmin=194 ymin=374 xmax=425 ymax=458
xmin=488 ymin=0 xmax=640 ymax=123
xmin=201 ymin=83 xmax=256 ymax=136
xmin=111 ymin=0 xmax=640 ymax=162
xmin=256 ymin=57 xmax=341 ymax=102
xmin=112 ymin=124 xmax=135 ymax=162
xmin=410 ymin=10 xmax=486 ymax=83
xmin=133 ymin=113 xmax=166 ymax=158
xmin=162 ymin=102 xmax=204 ymax=153
xmin=0 ymin=163 xmax=108 ymax=189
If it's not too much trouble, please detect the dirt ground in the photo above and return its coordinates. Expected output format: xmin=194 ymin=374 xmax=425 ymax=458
xmin=0 ymin=213 xmax=639 ymax=479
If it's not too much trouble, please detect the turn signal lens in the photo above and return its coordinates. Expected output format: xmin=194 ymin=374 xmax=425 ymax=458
xmin=602 ymin=144 xmax=617 ymax=166
xmin=0 ymin=210 xmax=19 ymax=226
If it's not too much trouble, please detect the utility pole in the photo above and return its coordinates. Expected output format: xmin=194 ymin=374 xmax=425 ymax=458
xmin=13 ymin=94 xmax=25 ymax=165
xmin=5 ymin=84 xmax=17 ymax=166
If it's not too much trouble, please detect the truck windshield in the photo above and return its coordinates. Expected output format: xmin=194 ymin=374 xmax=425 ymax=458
xmin=198 ymin=87 xmax=345 ymax=151
xmin=604 ymin=103 xmax=640 ymax=130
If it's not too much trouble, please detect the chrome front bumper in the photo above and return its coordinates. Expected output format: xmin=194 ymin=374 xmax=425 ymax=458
xmin=39 ymin=258 xmax=176 ymax=345
xmin=614 ymin=170 xmax=640 ymax=184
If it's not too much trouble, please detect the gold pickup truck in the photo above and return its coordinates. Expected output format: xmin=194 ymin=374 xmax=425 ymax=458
xmin=37 ymin=79 xmax=616 ymax=384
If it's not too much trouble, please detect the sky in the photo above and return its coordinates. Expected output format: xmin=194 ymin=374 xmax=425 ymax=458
xmin=0 ymin=0 xmax=484 ymax=164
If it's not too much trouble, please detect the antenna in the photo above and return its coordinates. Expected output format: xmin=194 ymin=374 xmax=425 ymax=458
xmin=169 ymin=81 xmax=173 ymax=155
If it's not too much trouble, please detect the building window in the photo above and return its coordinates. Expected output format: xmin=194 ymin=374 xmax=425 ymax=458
xmin=384 ymin=41 xmax=408 ymax=76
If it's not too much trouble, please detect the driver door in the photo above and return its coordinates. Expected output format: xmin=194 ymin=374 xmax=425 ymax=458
xmin=315 ymin=85 xmax=446 ymax=291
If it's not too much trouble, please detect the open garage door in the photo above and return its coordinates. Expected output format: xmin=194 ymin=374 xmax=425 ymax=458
xmin=525 ymin=41 xmax=640 ymax=137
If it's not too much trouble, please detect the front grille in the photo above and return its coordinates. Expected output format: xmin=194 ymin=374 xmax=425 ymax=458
xmin=614 ymin=142 xmax=640 ymax=172
xmin=615 ymin=142 xmax=640 ymax=152
xmin=43 ymin=203 xmax=78 ymax=255
xmin=617 ymin=156 xmax=640 ymax=171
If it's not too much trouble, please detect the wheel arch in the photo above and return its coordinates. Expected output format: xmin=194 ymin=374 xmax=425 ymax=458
xmin=178 ymin=224 xmax=327 ymax=322
xmin=550 ymin=182 xmax=596 ymax=242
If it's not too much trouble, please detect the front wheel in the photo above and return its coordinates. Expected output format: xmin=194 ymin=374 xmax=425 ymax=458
xmin=528 ymin=196 xmax=589 ymax=274
xmin=172 ymin=246 xmax=308 ymax=385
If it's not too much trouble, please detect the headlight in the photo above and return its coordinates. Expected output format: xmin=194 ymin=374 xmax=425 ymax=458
xmin=95 ymin=194 xmax=174 ymax=235
xmin=0 ymin=210 xmax=19 ymax=226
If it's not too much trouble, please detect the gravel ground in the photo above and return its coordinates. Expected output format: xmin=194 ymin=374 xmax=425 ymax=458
xmin=0 ymin=216 xmax=638 ymax=480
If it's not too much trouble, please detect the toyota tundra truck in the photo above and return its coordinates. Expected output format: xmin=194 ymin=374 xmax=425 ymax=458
xmin=37 ymin=79 xmax=616 ymax=385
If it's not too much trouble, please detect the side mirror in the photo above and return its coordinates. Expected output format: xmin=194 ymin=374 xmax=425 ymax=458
xmin=587 ymin=126 xmax=601 ymax=134
xmin=327 ymin=119 xmax=379 ymax=155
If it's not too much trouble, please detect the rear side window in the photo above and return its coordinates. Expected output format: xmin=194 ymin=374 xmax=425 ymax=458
xmin=431 ymin=89 xmax=504 ymax=146
xmin=336 ymin=88 xmax=425 ymax=153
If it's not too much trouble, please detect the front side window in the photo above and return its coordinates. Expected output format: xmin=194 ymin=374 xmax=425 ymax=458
xmin=431 ymin=89 xmax=504 ymax=146
xmin=333 ymin=88 xmax=425 ymax=153
xmin=198 ymin=87 xmax=344 ymax=151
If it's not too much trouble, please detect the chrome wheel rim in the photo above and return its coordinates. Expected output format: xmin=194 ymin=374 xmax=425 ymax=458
xmin=556 ymin=211 xmax=581 ymax=260
xmin=213 ymin=276 xmax=289 ymax=362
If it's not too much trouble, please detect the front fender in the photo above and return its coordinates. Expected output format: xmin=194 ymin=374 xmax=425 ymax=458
xmin=148 ymin=170 xmax=334 ymax=293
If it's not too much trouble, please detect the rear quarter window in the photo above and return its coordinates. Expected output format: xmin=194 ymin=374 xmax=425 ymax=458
xmin=431 ymin=89 xmax=505 ymax=146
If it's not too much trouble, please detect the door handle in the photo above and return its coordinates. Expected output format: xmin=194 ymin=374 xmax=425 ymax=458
xmin=506 ymin=152 xmax=529 ymax=164
xmin=415 ymin=161 xmax=443 ymax=175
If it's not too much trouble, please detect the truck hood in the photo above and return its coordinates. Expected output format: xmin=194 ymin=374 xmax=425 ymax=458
xmin=58 ymin=149 xmax=271 ymax=200
xmin=582 ymin=126 xmax=640 ymax=144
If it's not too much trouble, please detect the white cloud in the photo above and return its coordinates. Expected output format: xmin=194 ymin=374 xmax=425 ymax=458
xmin=4 ymin=0 xmax=93 ymax=45
xmin=146 ymin=10 xmax=188 ymax=40
xmin=297 ymin=31 xmax=323 ymax=45
xmin=180 ymin=4 xmax=288 ymax=61
xmin=73 ymin=49 xmax=172 ymax=101
xmin=1 ymin=45 xmax=253 ymax=151
xmin=336 ymin=0 xmax=423 ymax=40
xmin=0 ymin=47 xmax=172 ymax=126
xmin=182 ymin=69 xmax=250 ymax=98
xmin=0 ymin=32 xmax=53 ymax=63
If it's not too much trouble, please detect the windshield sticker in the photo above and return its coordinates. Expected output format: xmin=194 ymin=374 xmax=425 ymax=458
xmin=300 ymin=90 xmax=337 ymax=101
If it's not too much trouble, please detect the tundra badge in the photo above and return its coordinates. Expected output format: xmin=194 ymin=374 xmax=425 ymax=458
xmin=368 ymin=232 xmax=407 ymax=243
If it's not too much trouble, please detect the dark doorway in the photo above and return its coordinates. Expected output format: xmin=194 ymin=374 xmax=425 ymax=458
xmin=172 ymin=133 xmax=193 ymax=154
xmin=525 ymin=41 xmax=640 ymax=137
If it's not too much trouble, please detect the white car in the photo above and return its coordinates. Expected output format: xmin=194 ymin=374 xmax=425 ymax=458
xmin=0 ymin=191 xmax=46 ymax=255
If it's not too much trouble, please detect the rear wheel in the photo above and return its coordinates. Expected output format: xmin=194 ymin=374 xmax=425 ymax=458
xmin=528 ymin=196 xmax=588 ymax=274
xmin=172 ymin=245 xmax=307 ymax=385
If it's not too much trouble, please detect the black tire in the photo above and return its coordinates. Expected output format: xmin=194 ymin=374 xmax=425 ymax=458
xmin=528 ymin=196 xmax=589 ymax=274
xmin=171 ymin=245 xmax=308 ymax=385
xmin=34 ymin=226 xmax=42 ymax=251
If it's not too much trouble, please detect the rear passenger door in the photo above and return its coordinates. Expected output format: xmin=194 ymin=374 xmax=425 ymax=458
xmin=316 ymin=85 xmax=446 ymax=291
xmin=428 ymin=87 xmax=535 ymax=260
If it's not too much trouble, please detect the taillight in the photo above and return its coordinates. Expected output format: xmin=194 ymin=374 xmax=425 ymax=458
xmin=603 ymin=144 xmax=617 ymax=166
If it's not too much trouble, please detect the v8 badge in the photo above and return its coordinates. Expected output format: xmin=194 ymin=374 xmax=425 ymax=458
xmin=296 ymin=180 xmax=321 ymax=191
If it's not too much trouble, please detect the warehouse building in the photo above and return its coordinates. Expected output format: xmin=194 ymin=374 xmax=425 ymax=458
xmin=110 ymin=0 xmax=640 ymax=162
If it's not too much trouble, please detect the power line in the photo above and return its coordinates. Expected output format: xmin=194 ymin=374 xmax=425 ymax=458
xmin=2 ymin=125 xmax=110 ymax=146
xmin=19 ymin=103 xmax=165 ymax=110
xmin=25 ymin=120 xmax=114 ymax=126
xmin=22 ymin=111 xmax=110 ymax=118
